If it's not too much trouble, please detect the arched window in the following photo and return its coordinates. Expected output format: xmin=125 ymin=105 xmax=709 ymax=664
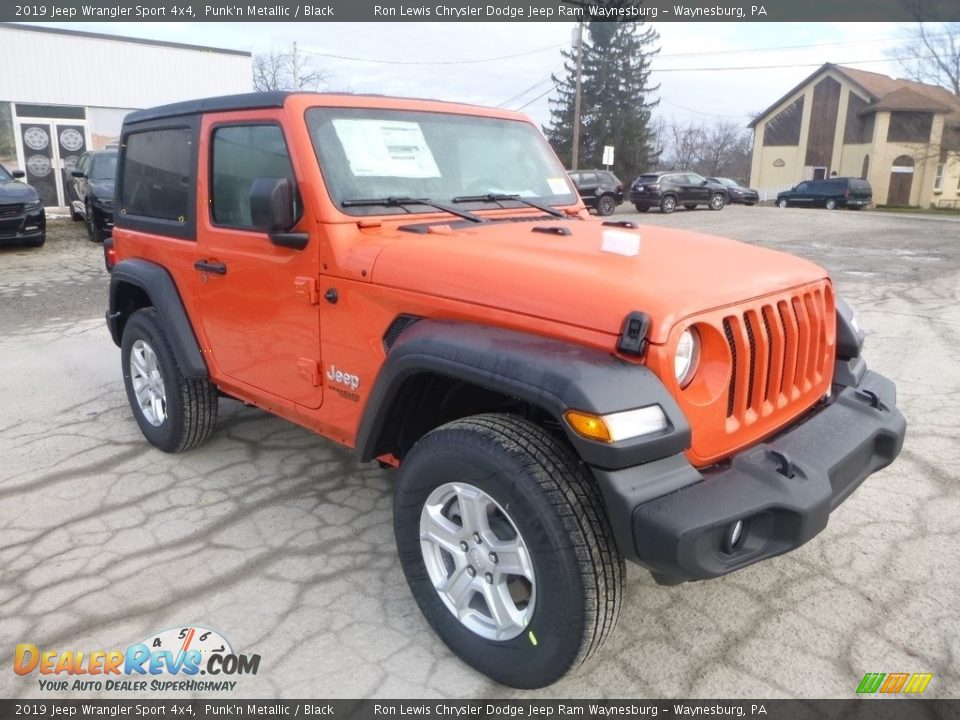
xmin=892 ymin=155 xmax=914 ymax=169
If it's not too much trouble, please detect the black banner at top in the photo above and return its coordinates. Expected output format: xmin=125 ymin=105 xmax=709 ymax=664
xmin=2 ymin=0 xmax=960 ymax=22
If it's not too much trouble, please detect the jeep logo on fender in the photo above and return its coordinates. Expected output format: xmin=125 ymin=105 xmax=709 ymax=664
xmin=327 ymin=365 xmax=360 ymax=391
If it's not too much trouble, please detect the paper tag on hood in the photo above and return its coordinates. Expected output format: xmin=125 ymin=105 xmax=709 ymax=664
xmin=601 ymin=229 xmax=640 ymax=256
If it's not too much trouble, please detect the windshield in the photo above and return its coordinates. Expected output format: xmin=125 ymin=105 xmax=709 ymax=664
xmin=714 ymin=178 xmax=737 ymax=188
xmin=305 ymin=107 xmax=576 ymax=216
xmin=90 ymin=153 xmax=118 ymax=180
xmin=0 ymin=165 xmax=12 ymax=181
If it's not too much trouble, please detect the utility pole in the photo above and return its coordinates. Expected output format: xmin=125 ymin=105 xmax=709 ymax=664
xmin=571 ymin=22 xmax=583 ymax=170
xmin=292 ymin=41 xmax=300 ymax=88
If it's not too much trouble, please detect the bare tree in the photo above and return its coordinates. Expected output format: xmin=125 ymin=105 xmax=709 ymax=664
xmin=666 ymin=121 xmax=706 ymax=171
xmin=893 ymin=22 xmax=960 ymax=96
xmin=699 ymin=120 xmax=744 ymax=177
xmin=253 ymin=49 xmax=329 ymax=92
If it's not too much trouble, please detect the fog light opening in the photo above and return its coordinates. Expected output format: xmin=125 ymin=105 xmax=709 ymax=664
xmin=723 ymin=519 xmax=745 ymax=554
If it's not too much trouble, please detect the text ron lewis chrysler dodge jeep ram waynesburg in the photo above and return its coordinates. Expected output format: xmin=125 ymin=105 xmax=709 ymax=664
xmin=103 ymin=92 xmax=906 ymax=689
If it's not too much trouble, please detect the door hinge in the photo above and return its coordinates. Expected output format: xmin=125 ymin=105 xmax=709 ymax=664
xmin=293 ymin=276 xmax=320 ymax=305
xmin=297 ymin=358 xmax=321 ymax=386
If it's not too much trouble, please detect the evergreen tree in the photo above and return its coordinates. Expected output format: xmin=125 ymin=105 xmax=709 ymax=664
xmin=545 ymin=22 xmax=660 ymax=181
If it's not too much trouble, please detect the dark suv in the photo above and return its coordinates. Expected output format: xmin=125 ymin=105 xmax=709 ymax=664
xmin=630 ymin=171 xmax=727 ymax=213
xmin=71 ymin=150 xmax=118 ymax=242
xmin=568 ymin=169 xmax=624 ymax=216
xmin=0 ymin=164 xmax=45 ymax=247
xmin=776 ymin=177 xmax=872 ymax=210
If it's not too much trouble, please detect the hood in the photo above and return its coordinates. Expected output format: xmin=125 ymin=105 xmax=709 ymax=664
xmin=89 ymin=179 xmax=115 ymax=200
xmin=370 ymin=217 xmax=827 ymax=344
xmin=0 ymin=178 xmax=40 ymax=204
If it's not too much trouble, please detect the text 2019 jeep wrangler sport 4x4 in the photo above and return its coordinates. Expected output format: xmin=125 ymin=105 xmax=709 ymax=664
xmin=105 ymin=93 xmax=906 ymax=689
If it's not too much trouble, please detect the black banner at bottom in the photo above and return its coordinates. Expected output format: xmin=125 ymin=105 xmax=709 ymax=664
xmin=1 ymin=700 xmax=958 ymax=720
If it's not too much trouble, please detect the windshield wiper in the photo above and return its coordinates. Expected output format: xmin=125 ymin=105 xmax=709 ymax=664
xmin=451 ymin=193 xmax=565 ymax=218
xmin=341 ymin=196 xmax=485 ymax=224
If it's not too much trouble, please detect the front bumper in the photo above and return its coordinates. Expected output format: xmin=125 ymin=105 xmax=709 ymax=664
xmin=0 ymin=206 xmax=45 ymax=245
xmin=593 ymin=367 xmax=905 ymax=585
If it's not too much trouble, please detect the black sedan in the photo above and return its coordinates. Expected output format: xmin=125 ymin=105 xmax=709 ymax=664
xmin=706 ymin=177 xmax=759 ymax=205
xmin=0 ymin=164 xmax=45 ymax=247
xmin=71 ymin=150 xmax=117 ymax=242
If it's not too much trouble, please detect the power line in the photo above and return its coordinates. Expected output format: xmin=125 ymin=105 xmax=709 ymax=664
xmin=653 ymin=34 xmax=933 ymax=60
xmin=496 ymin=73 xmax=556 ymax=108
xmin=658 ymin=97 xmax=750 ymax=119
xmin=299 ymin=42 xmax=564 ymax=66
xmin=651 ymin=54 xmax=929 ymax=73
xmin=515 ymin=85 xmax=555 ymax=111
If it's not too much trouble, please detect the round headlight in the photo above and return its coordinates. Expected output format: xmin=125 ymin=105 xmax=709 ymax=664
xmin=675 ymin=328 xmax=700 ymax=388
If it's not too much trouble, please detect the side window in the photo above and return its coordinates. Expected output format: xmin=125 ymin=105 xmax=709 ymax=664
xmin=121 ymin=127 xmax=193 ymax=222
xmin=581 ymin=172 xmax=597 ymax=185
xmin=211 ymin=124 xmax=296 ymax=228
xmin=795 ymin=182 xmax=810 ymax=192
xmin=76 ymin=153 xmax=89 ymax=175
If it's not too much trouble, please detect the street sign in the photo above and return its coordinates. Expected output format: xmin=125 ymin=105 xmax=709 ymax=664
xmin=602 ymin=145 xmax=614 ymax=167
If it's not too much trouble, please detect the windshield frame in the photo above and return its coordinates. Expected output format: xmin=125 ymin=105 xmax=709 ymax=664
xmin=0 ymin=164 xmax=12 ymax=181
xmin=303 ymin=105 xmax=578 ymax=218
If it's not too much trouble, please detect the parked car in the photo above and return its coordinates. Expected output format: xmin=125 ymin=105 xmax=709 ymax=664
xmin=706 ymin=177 xmax=759 ymax=205
xmin=0 ymin=163 xmax=45 ymax=247
xmin=776 ymin=177 xmax=872 ymax=210
xmin=567 ymin=169 xmax=624 ymax=216
xmin=629 ymin=171 xmax=727 ymax=213
xmin=105 ymin=91 xmax=904 ymax=689
xmin=71 ymin=150 xmax=118 ymax=242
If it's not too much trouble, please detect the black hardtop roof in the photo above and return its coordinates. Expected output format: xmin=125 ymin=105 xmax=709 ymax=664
xmin=123 ymin=91 xmax=511 ymax=126
xmin=124 ymin=92 xmax=292 ymax=125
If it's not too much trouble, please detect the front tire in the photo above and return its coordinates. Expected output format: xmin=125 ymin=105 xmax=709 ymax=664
xmin=825 ymin=198 xmax=838 ymax=210
xmin=777 ymin=198 xmax=789 ymax=208
xmin=596 ymin=194 xmax=617 ymax=216
xmin=683 ymin=203 xmax=697 ymax=210
xmin=394 ymin=414 xmax=623 ymax=689
xmin=85 ymin=202 xmax=104 ymax=243
xmin=660 ymin=196 xmax=677 ymax=214
xmin=633 ymin=204 xmax=649 ymax=213
xmin=121 ymin=308 xmax=218 ymax=453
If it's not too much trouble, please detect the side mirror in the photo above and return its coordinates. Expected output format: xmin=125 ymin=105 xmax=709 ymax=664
xmin=249 ymin=177 xmax=296 ymax=232
xmin=12 ymin=170 xmax=25 ymax=179
xmin=701 ymin=179 xmax=709 ymax=186
xmin=71 ymin=170 xmax=86 ymax=179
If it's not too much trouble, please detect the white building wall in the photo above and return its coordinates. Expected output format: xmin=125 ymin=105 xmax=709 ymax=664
xmin=0 ymin=25 xmax=252 ymax=108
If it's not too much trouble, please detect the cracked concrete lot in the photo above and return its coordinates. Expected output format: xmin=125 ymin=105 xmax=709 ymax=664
xmin=0 ymin=207 xmax=957 ymax=699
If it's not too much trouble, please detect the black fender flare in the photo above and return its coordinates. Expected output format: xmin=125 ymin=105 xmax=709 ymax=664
xmin=356 ymin=320 xmax=690 ymax=470
xmin=107 ymin=258 xmax=209 ymax=379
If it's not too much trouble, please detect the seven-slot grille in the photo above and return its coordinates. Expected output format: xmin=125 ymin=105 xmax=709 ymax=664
xmin=720 ymin=286 xmax=832 ymax=430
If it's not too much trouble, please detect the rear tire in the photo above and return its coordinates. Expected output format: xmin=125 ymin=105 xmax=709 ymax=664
xmin=394 ymin=413 xmax=623 ymax=689
xmin=634 ymin=204 xmax=649 ymax=213
xmin=121 ymin=308 xmax=218 ymax=453
xmin=596 ymin=195 xmax=617 ymax=217
xmin=683 ymin=204 xmax=697 ymax=210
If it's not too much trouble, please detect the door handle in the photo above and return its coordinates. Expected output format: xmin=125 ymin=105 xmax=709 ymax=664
xmin=194 ymin=259 xmax=227 ymax=275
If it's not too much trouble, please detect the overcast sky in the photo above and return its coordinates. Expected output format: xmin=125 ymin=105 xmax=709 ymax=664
xmin=43 ymin=21 xmax=912 ymax=129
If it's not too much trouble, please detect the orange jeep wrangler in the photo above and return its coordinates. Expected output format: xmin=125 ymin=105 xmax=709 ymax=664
xmin=105 ymin=92 xmax=906 ymax=688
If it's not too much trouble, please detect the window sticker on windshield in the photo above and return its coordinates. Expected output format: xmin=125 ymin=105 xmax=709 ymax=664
xmin=332 ymin=119 xmax=441 ymax=178
xmin=547 ymin=177 xmax=569 ymax=195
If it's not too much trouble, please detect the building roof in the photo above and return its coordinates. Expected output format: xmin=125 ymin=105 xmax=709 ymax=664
xmin=749 ymin=62 xmax=960 ymax=128
xmin=0 ymin=22 xmax=250 ymax=57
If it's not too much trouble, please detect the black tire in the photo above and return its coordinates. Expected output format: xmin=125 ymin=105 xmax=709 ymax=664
xmin=683 ymin=203 xmax=697 ymax=210
xmin=394 ymin=413 xmax=623 ymax=689
xmin=708 ymin=193 xmax=726 ymax=211
xmin=596 ymin=194 xmax=617 ymax=217
xmin=777 ymin=198 xmax=789 ymax=208
xmin=745 ymin=202 xmax=756 ymax=206
xmin=121 ymin=308 xmax=218 ymax=453
xmin=70 ymin=206 xmax=82 ymax=222
xmin=634 ymin=204 xmax=649 ymax=213
xmin=849 ymin=205 xmax=863 ymax=210
xmin=85 ymin=202 xmax=104 ymax=243
xmin=28 ymin=234 xmax=45 ymax=248
xmin=660 ymin=196 xmax=677 ymax=214
xmin=825 ymin=198 xmax=838 ymax=210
